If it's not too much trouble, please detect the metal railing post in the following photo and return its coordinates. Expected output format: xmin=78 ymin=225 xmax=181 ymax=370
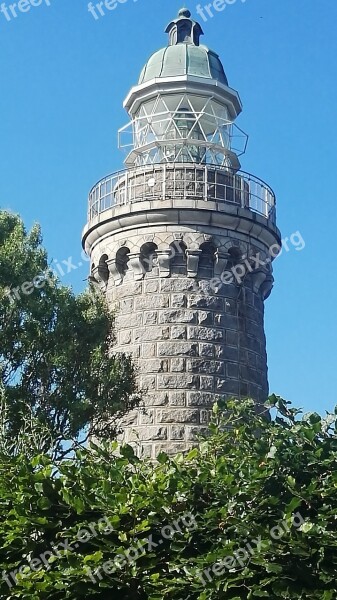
xmin=87 ymin=165 xmax=276 ymax=223
xmin=125 ymin=171 xmax=129 ymax=205
xmin=163 ymin=164 xmax=166 ymax=200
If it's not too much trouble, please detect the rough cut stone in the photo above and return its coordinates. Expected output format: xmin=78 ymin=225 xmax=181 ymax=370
xmin=158 ymin=342 xmax=198 ymax=357
xmin=98 ymin=224 xmax=272 ymax=456
xmin=157 ymin=374 xmax=199 ymax=390
xmin=157 ymin=409 xmax=200 ymax=424
xmin=135 ymin=295 xmax=169 ymax=310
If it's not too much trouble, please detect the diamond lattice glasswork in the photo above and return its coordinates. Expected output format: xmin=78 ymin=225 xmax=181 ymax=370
xmin=119 ymin=94 xmax=248 ymax=168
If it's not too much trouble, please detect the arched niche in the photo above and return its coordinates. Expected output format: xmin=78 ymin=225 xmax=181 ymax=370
xmin=116 ymin=247 xmax=130 ymax=278
xmin=169 ymin=240 xmax=187 ymax=276
xmin=140 ymin=242 xmax=158 ymax=275
xmin=199 ymin=242 xmax=216 ymax=279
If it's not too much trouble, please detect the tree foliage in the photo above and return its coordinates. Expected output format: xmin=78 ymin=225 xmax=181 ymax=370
xmin=1 ymin=397 xmax=337 ymax=599
xmin=0 ymin=210 xmax=139 ymax=458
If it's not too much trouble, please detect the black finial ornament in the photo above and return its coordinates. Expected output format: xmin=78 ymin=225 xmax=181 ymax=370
xmin=178 ymin=8 xmax=191 ymax=18
xmin=165 ymin=8 xmax=204 ymax=47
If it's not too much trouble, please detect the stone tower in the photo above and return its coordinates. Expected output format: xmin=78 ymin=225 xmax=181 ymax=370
xmin=82 ymin=8 xmax=281 ymax=458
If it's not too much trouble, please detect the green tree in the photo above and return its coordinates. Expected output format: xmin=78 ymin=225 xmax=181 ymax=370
xmin=1 ymin=396 xmax=337 ymax=599
xmin=0 ymin=210 xmax=139 ymax=458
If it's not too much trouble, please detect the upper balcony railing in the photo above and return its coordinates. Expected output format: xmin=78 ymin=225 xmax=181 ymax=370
xmin=87 ymin=164 xmax=276 ymax=224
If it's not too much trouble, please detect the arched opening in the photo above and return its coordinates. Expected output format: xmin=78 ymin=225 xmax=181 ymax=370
xmin=227 ymin=246 xmax=242 ymax=269
xmin=116 ymin=247 xmax=130 ymax=278
xmin=98 ymin=254 xmax=109 ymax=284
xmin=140 ymin=242 xmax=158 ymax=275
xmin=170 ymin=241 xmax=187 ymax=276
xmin=199 ymin=242 xmax=216 ymax=279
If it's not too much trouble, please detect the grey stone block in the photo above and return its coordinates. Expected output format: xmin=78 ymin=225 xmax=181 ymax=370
xmin=186 ymin=426 xmax=209 ymax=441
xmin=186 ymin=359 xmax=224 ymax=376
xmin=187 ymin=392 xmax=214 ymax=407
xmin=157 ymin=374 xmax=199 ymax=390
xmin=135 ymin=295 xmax=169 ymax=310
xmin=188 ymin=327 xmax=224 ymax=341
xmin=119 ymin=330 xmax=132 ymax=345
xmin=140 ymin=409 xmax=154 ymax=425
xmin=200 ymin=376 xmax=214 ymax=391
xmin=171 ymin=358 xmax=186 ymax=372
xmin=143 ymin=311 xmax=158 ymax=325
xmin=161 ymin=279 xmax=197 ymax=293
xmin=145 ymin=280 xmax=160 ymax=294
xmin=158 ymin=342 xmax=198 ymax=357
xmin=216 ymin=378 xmax=240 ymax=395
xmin=159 ymin=310 xmax=198 ymax=325
xmin=143 ymin=392 xmax=169 ymax=406
xmin=140 ymin=375 xmax=156 ymax=392
xmin=240 ymin=382 xmax=249 ymax=397
xmin=128 ymin=427 xmax=168 ymax=442
xmin=199 ymin=343 xmax=214 ymax=357
xmin=170 ymin=425 xmax=185 ymax=440
xmin=154 ymin=442 xmax=187 ymax=456
xmin=200 ymin=410 xmax=212 ymax=424
xmin=198 ymin=311 xmax=213 ymax=326
xmin=122 ymin=410 xmax=139 ymax=426
xmin=214 ymin=345 xmax=239 ymax=361
xmin=247 ymin=352 xmax=257 ymax=367
xmin=188 ymin=295 xmax=223 ymax=310
xmin=227 ymin=363 xmax=239 ymax=379
xmin=115 ymin=313 xmax=143 ymax=329
xmin=139 ymin=359 xmax=169 ymax=373
xmin=170 ymin=392 xmax=186 ymax=406
xmin=142 ymin=343 xmax=156 ymax=358
xmin=226 ymin=330 xmax=239 ymax=347
xmin=134 ymin=327 xmax=170 ymax=342
xmin=119 ymin=297 xmax=134 ymax=312
xmin=171 ymin=326 xmax=187 ymax=340
xmin=120 ymin=345 xmax=141 ymax=358
xmin=140 ymin=444 xmax=153 ymax=459
xmin=171 ymin=294 xmax=186 ymax=308
xmin=115 ymin=282 xmax=143 ymax=297
xmin=157 ymin=408 xmax=200 ymax=424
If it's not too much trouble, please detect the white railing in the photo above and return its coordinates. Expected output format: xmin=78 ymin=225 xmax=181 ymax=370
xmin=88 ymin=164 xmax=276 ymax=224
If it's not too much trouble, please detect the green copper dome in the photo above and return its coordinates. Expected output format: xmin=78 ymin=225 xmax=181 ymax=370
xmin=138 ymin=9 xmax=228 ymax=86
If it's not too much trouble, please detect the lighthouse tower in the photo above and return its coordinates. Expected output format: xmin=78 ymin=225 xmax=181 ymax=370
xmin=82 ymin=9 xmax=281 ymax=458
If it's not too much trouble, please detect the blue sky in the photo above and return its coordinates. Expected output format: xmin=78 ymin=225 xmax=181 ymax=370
xmin=0 ymin=0 xmax=336 ymax=414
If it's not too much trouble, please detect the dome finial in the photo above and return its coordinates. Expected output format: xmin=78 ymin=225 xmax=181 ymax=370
xmin=166 ymin=8 xmax=203 ymax=47
xmin=178 ymin=7 xmax=191 ymax=18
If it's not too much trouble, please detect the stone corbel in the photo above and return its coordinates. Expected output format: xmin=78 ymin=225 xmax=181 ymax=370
xmin=88 ymin=274 xmax=102 ymax=292
xmin=128 ymin=253 xmax=145 ymax=281
xmin=250 ymin=268 xmax=268 ymax=295
xmin=260 ymin=274 xmax=274 ymax=300
xmin=106 ymin=258 xmax=123 ymax=287
xmin=214 ymin=250 xmax=230 ymax=277
xmin=186 ymin=249 xmax=202 ymax=278
xmin=91 ymin=266 xmax=108 ymax=292
xmin=157 ymin=250 xmax=172 ymax=278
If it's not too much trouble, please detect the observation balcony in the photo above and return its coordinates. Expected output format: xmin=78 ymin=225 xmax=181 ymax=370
xmin=87 ymin=164 xmax=276 ymax=225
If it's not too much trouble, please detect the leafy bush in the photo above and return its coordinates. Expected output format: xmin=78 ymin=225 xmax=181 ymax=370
xmin=1 ymin=397 xmax=337 ymax=599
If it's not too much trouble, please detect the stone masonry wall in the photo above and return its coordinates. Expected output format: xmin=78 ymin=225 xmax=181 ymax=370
xmin=87 ymin=219 xmax=276 ymax=459
xmin=110 ymin=274 xmax=268 ymax=459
